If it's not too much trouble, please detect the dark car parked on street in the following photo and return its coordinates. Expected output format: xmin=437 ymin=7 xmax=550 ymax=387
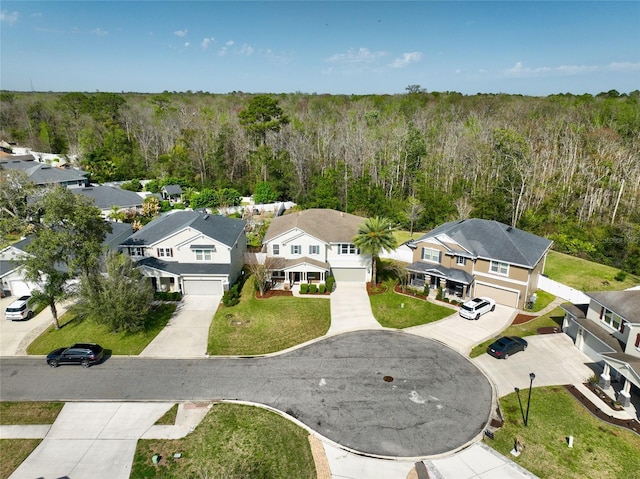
xmin=487 ymin=336 xmax=527 ymax=359
xmin=46 ymin=343 xmax=104 ymax=368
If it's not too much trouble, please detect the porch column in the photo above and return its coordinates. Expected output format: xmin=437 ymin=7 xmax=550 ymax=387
xmin=599 ymin=363 xmax=611 ymax=389
xmin=617 ymin=379 xmax=632 ymax=407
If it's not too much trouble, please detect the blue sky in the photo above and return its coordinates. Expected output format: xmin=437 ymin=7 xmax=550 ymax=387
xmin=1 ymin=1 xmax=639 ymax=95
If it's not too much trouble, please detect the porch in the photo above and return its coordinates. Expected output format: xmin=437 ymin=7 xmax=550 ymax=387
xmin=268 ymin=257 xmax=330 ymax=291
xmin=406 ymin=261 xmax=473 ymax=300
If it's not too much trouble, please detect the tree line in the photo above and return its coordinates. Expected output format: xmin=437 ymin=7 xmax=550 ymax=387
xmin=1 ymin=89 xmax=638 ymax=273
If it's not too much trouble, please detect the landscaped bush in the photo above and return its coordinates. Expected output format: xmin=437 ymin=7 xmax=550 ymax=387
xmin=325 ymin=275 xmax=335 ymax=292
xmin=309 ymin=284 xmax=317 ymax=294
xmin=154 ymin=291 xmax=182 ymax=301
xmin=172 ymin=202 xmax=185 ymax=210
xmin=300 ymin=283 xmax=309 ymax=294
xmin=614 ymin=270 xmax=627 ymax=281
xmin=159 ymin=200 xmax=172 ymax=212
xmin=436 ymin=287 xmax=443 ymax=300
xmin=222 ymin=284 xmax=241 ymax=306
xmin=318 ymin=284 xmax=326 ymax=294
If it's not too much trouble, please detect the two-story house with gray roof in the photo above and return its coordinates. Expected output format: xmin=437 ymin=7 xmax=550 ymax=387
xmin=406 ymin=219 xmax=553 ymax=309
xmin=262 ymin=209 xmax=372 ymax=288
xmin=561 ymin=290 xmax=640 ymax=407
xmin=120 ymin=211 xmax=246 ymax=295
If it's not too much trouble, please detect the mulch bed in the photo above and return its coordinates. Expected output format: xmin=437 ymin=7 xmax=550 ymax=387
xmin=368 ymin=282 xmax=389 ymax=295
xmin=392 ymin=284 xmax=426 ymax=300
xmin=512 ymin=313 xmax=537 ymax=324
xmin=564 ymin=384 xmax=640 ymax=435
xmin=255 ymin=290 xmax=293 ymax=299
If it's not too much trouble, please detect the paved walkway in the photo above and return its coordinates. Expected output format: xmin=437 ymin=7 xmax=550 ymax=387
xmin=327 ymin=282 xmax=383 ymax=334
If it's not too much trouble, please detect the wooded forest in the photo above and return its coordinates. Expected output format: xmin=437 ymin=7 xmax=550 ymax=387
xmin=1 ymin=89 xmax=639 ymax=274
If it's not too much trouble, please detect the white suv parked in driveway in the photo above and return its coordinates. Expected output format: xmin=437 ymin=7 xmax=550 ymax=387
xmin=459 ymin=297 xmax=496 ymax=320
xmin=5 ymin=295 xmax=36 ymax=321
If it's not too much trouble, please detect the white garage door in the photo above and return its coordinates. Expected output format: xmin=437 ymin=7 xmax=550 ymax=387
xmin=183 ymin=279 xmax=223 ymax=295
xmin=10 ymin=280 xmax=31 ymax=297
xmin=475 ymin=283 xmax=519 ymax=308
xmin=331 ymin=268 xmax=367 ymax=282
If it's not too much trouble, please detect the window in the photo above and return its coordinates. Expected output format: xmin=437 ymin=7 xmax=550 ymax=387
xmin=157 ymin=248 xmax=173 ymax=258
xmin=309 ymin=245 xmax=320 ymax=255
xmin=421 ymin=247 xmax=440 ymax=263
xmin=338 ymin=243 xmax=358 ymax=255
xmin=273 ymin=244 xmax=280 ymax=255
xmin=194 ymin=249 xmax=213 ymax=261
xmin=291 ymin=245 xmax=301 ymax=254
xmin=600 ymin=307 xmax=622 ymax=331
xmin=130 ymin=247 xmax=145 ymax=257
xmin=490 ymin=261 xmax=509 ymax=275
xmin=456 ymin=256 xmax=467 ymax=266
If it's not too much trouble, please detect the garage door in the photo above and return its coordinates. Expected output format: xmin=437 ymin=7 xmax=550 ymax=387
xmin=331 ymin=268 xmax=367 ymax=282
xmin=475 ymin=283 xmax=519 ymax=308
xmin=10 ymin=280 xmax=32 ymax=297
xmin=183 ymin=278 xmax=223 ymax=295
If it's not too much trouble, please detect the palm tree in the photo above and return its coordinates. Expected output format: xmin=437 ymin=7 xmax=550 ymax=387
xmin=352 ymin=217 xmax=398 ymax=285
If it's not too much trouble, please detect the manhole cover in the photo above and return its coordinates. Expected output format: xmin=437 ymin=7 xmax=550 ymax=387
xmin=383 ymin=375 xmax=394 ymax=382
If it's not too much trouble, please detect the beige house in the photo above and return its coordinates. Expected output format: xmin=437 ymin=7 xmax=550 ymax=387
xmin=562 ymin=290 xmax=640 ymax=407
xmin=406 ymin=219 xmax=552 ymax=309
xmin=262 ymin=209 xmax=372 ymax=288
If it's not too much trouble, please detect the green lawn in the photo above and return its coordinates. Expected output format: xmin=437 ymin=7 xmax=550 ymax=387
xmin=370 ymin=280 xmax=455 ymax=328
xmin=208 ymin=276 xmax=330 ymax=355
xmin=528 ymin=289 xmax=555 ymax=313
xmin=27 ymin=303 xmax=176 ymax=356
xmin=490 ymin=386 xmax=640 ymax=479
xmin=544 ymin=250 xmax=640 ymax=291
xmin=0 ymin=402 xmax=65 ymax=479
xmin=393 ymin=230 xmax=425 ymax=245
xmin=131 ymin=403 xmax=316 ymax=479
xmin=469 ymin=306 xmax=565 ymax=358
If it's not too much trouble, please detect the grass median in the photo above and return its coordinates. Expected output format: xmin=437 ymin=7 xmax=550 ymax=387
xmin=489 ymin=386 xmax=640 ymax=479
xmin=208 ymin=276 xmax=331 ymax=356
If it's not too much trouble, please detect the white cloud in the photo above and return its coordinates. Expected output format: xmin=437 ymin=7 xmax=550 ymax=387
xmin=174 ymin=29 xmax=188 ymax=37
xmin=238 ymin=43 xmax=254 ymax=56
xmin=91 ymin=27 xmax=108 ymax=36
xmin=201 ymin=37 xmax=215 ymax=49
xmin=1 ymin=10 xmax=19 ymax=26
xmin=389 ymin=52 xmax=422 ymax=69
xmin=326 ymin=47 xmax=387 ymax=64
xmin=218 ymin=47 xmax=228 ymax=56
xmin=226 ymin=40 xmax=234 ymax=46
xmin=505 ymin=60 xmax=640 ymax=77
xmin=184 ymin=42 xmax=190 ymax=48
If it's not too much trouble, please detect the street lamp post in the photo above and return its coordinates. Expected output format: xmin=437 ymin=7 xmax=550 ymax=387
xmin=524 ymin=372 xmax=535 ymax=427
xmin=514 ymin=387 xmax=525 ymax=426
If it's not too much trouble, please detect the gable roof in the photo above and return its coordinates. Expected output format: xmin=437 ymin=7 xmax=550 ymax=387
xmin=414 ymin=218 xmax=552 ymax=268
xmin=161 ymin=184 xmax=183 ymax=195
xmin=120 ymin=210 xmax=246 ymax=248
xmin=586 ymin=290 xmax=640 ymax=324
xmin=69 ymin=185 xmax=143 ymax=210
xmin=263 ymin=208 xmax=366 ymax=244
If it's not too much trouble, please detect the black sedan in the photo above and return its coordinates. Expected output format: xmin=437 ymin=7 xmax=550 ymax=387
xmin=487 ymin=336 xmax=527 ymax=359
xmin=46 ymin=343 xmax=104 ymax=368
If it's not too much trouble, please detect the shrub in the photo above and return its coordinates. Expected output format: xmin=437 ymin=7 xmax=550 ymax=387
xmin=172 ymin=202 xmax=185 ymax=210
xmin=222 ymin=284 xmax=240 ymax=306
xmin=436 ymin=287 xmax=443 ymax=300
xmin=159 ymin=200 xmax=172 ymax=212
xmin=154 ymin=291 xmax=182 ymax=301
xmin=309 ymin=284 xmax=318 ymax=294
xmin=300 ymin=283 xmax=309 ymax=294
xmin=614 ymin=271 xmax=627 ymax=282
xmin=325 ymin=275 xmax=335 ymax=292
xmin=318 ymin=284 xmax=326 ymax=294
xmin=423 ymin=284 xmax=430 ymax=296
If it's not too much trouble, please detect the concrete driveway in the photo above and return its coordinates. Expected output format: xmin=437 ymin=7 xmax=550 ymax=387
xmin=8 ymin=402 xmax=174 ymax=479
xmin=407 ymin=304 xmax=515 ymax=354
xmin=474 ymin=333 xmax=596 ymax=397
xmin=328 ymin=282 xmax=383 ymax=334
xmin=139 ymin=295 xmax=221 ymax=358
xmin=0 ymin=296 xmax=70 ymax=356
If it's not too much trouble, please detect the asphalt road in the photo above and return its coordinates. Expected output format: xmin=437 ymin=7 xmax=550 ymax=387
xmin=0 ymin=330 xmax=493 ymax=458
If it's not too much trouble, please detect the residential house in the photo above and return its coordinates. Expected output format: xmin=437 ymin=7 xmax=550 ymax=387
xmin=261 ymin=208 xmax=372 ymax=288
xmin=406 ymin=219 xmax=553 ymax=309
xmin=0 ymin=222 xmax=133 ymax=297
xmin=69 ymin=185 xmax=144 ymax=218
xmin=0 ymin=156 xmax=89 ymax=187
xmin=120 ymin=211 xmax=246 ymax=295
xmin=161 ymin=184 xmax=183 ymax=204
xmin=561 ymin=290 xmax=640 ymax=407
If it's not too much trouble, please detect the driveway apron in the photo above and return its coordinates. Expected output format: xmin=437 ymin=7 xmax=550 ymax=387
xmin=328 ymin=282 xmax=382 ymax=334
xmin=139 ymin=295 xmax=221 ymax=358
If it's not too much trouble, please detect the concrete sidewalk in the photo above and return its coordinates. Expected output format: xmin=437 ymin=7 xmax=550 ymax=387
xmin=327 ymin=282 xmax=383 ymax=334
